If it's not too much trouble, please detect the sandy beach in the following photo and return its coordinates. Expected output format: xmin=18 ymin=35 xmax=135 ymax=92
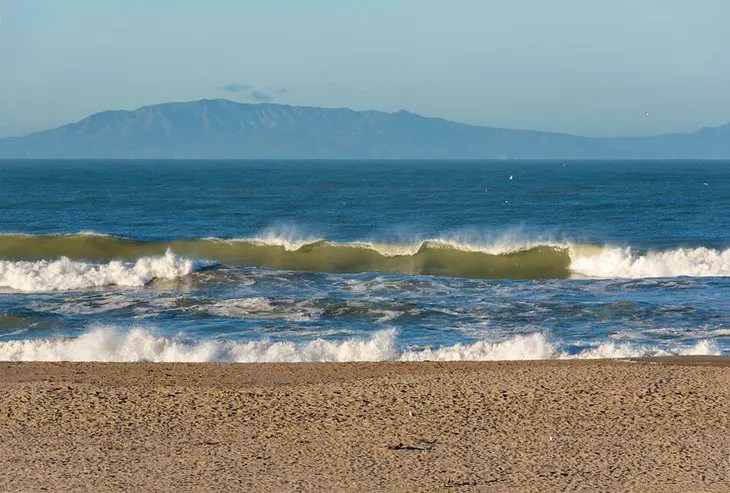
xmin=0 ymin=358 xmax=728 ymax=492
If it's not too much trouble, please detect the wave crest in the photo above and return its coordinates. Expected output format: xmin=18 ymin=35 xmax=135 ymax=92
xmin=571 ymin=246 xmax=730 ymax=278
xmin=0 ymin=250 xmax=209 ymax=292
xmin=0 ymin=327 xmax=719 ymax=362
xmin=0 ymin=234 xmax=728 ymax=280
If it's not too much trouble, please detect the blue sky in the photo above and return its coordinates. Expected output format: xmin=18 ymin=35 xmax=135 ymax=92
xmin=1 ymin=0 xmax=728 ymax=137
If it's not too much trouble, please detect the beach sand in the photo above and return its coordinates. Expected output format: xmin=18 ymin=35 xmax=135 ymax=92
xmin=1 ymin=358 xmax=728 ymax=492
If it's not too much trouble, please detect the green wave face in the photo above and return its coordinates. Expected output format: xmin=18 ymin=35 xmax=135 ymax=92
xmin=0 ymin=235 xmax=572 ymax=280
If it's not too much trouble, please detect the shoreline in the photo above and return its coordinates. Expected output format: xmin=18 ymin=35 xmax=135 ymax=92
xmin=2 ymin=356 xmax=728 ymax=386
xmin=1 ymin=358 xmax=728 ymax=492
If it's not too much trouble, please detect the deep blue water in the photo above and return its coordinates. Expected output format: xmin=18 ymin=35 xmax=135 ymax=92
xmin=0 ymin=160 xmax=728 ymax=361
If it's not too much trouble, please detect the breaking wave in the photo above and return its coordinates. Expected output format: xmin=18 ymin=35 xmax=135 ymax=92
xmin=570 ymin=246 xmax=730 ymax=278
xmin=0 ymin=233 xmax=570 ymax=279
xmin=0 ymin=250 xmax=212 ymax=292
xmin=0 ymin=327 xmax=719 ymax=362
xmin=0 ymin=234 xmax=728 ymax=281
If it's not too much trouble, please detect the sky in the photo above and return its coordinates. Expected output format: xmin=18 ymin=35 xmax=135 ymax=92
xmin=1 ymin=0 xmax=729 ymax=137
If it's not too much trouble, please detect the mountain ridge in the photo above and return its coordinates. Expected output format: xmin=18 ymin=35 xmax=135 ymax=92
xmin=0 ymin=99 xmax=728 ymax=159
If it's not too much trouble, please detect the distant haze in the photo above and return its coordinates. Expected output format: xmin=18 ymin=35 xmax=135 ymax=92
xmin=0 ymin=0 xmax=728 ymax=137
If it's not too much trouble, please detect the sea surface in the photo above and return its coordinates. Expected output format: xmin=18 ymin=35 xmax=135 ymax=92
xmin=0 ymin=160 xmax=728 ymax=361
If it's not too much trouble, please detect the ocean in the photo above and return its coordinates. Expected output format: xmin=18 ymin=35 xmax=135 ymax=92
xmin=0 ymin=159 xmax=728 ymax=361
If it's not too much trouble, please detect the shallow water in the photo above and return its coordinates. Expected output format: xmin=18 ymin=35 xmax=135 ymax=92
xmin=0 ymin=160 xmax=727 ymax=361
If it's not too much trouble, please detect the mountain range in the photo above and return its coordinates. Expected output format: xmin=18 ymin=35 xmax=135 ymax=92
xmin=0 ymin=99 xmax=728 ymax=159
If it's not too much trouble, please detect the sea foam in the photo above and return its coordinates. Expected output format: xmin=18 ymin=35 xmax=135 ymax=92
xmin=0 ymin=250 xmax=210 ymax=292
xmin=0 ymin=327 xmax=719 ymax=362
xmin=570 ymin=246 xmax=730 ymax=279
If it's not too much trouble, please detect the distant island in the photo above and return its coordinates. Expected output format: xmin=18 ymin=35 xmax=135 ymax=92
xmin=0 ymin=99 xmax=728 ymax=159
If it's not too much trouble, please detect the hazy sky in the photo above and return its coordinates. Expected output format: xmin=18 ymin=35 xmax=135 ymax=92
xmin=1 ymin=0 xmax=729 ymax=137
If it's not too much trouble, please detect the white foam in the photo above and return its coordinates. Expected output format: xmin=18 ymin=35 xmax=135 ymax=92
xmin=570 ymin=339 xmax=720 ymax=359
xmin=66 ymin=231 xmax=115 ymax=238
xmin=0 ymin=327 xmax=720 ymax=362
xmin=207 ymin=298 xmax=275 ymax=317
xmin=401 ymin=333 xmax=558 ymax=361
xmin=359 ymin=233 xmax=565 ymax=257
xmin=0 ymin=250 xmax=211 ymax=292
xmin=570 ymin=246 xmax=730 ymax=279
xmin=610 ymin=327 xmax=730 ymax=342
xmin=204 ymin=298 xmax=325 ymax=321
xmin=244 ymin=225 xmax=323 ymax=251
xmin=29 ymin=294 xmax=137 ymax=315
xmin=375 ymin=310 xmax=402 ymax=323
xmin=0 ymin=327 xmax=399 ymax=363
xmin=215 ymin=228 xmax=567 ymax=257
xmin=420 ymin=231 xmax=565 ymax=256
xmin=281 ymin=301 xmax=324 ymax=322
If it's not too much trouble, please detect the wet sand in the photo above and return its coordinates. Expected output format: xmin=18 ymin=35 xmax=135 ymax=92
xmin=1 ymin=358 xmax=728 ymax=492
